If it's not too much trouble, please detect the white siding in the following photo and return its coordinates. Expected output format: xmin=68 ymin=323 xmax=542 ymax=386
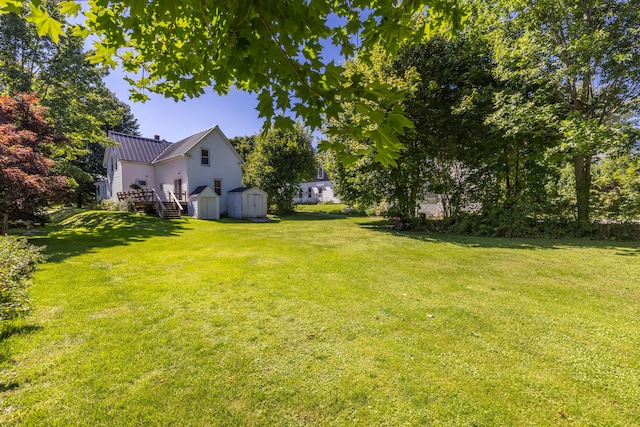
xmin=103 ymin=126 xmax=243 ymax=209
xmin=189 ymin=186 xmax=219 ymax=219
xmin=110 ymin=160 xmax=123 ymax=201
xmin=154 ymin=157 xmax=188 ymax=201
xmin=121 ymin=162 xmax=156 ymax=192
xmin=184 ymin=129 xmax=242 ymax=213
xmin=294 ymin=181 xmax=341 ymax=204
xmin=228 ymin=188 xmax=268 ymax=219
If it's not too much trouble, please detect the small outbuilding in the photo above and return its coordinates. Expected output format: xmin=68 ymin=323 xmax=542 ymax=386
xmin=189 ymin=185 xmax=220 ymax=220
xmin=227 ymin=186 xmax=268 ymax=219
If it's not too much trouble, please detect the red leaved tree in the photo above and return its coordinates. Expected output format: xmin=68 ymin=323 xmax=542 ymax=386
xmin=0 ymin=93 xmax=67 ymax=234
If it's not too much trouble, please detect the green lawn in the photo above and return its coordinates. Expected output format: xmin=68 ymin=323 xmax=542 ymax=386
xmin=295 ymin=203 xmax=351 ymax=215
xmin=1 ymin=210 xmax=639 ymax=426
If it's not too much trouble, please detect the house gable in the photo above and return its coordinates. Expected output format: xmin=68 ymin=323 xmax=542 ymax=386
xmin=153 ymin=125 xmax=244 ymax=165
xmin=100 ymin=126 xmax=244 ymax=213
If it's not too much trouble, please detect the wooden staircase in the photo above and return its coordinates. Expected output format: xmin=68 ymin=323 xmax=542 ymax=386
xmin=159 ymin=202 xmax=182 ymax=219
xmin=116 ymin=189 xmax=184 ymax=219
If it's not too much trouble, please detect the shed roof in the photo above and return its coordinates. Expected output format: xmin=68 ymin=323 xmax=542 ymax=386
xmin=109 ymin=131 xmax=172 ymax=163
xmin=229 ymin=186 xmax=255 ymax=193
xmin=190 ymin=185 xmax=208 ymax=196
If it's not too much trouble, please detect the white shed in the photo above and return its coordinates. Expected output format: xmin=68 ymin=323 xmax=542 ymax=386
xmin=227 ymin=186 xmax=268 ymax=219
xmin=189 ymin=185 xmax=220 ymax=220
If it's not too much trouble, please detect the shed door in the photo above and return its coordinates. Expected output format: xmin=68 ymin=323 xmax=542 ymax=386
xmin=249 ymin=194 xmax=263 ymax=218
xmin=201 ymin=197 xmax=217 ymax=219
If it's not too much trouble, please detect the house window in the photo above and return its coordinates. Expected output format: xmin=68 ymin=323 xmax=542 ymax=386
xmin=298 ymin=188 xmax=303 ymax=198
xmin=201 ymin=148 xmax=210 ymax=166
xmin=307 ymin=187 xmax=312 ymax=198
xmin=213 ymin=179 xmax=221 ymax=196
xmin=317 ymin=167 xmax=324 ymax=180
xmin=318 ymin=186 xmax=323 ymax=194
xmin=174 ymin=179 xmax=182 ymax=198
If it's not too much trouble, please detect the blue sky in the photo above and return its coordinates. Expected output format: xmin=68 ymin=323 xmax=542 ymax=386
xmin=103 ymin=73 xmax=264 ymax=142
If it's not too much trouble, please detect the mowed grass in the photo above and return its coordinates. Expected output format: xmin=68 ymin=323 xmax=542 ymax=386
xmin=1 ymin=210 xmax=639 ymax=426
xmin=295 ymin=203 xmax=350 ymax=215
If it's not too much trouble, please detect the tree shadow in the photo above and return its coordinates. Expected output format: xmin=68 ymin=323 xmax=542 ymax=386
xmin=28 ymin=210 xmax=189 ymax=263
xmin=0 ymin=323 xmax=43 ymax=371
xmin=0 ymin=323 xmax=42 ymax=343
xmin=358 ymin=218 xmax=640 ymax=253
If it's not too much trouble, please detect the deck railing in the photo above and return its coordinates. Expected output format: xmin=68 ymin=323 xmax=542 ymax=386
xmin=152 ymin=189 xmax=167 ymax=218
xmin=117 ymin=189 xmax=154 ymax=202
xmin=168 ymin=190 xmax=185 ymax=213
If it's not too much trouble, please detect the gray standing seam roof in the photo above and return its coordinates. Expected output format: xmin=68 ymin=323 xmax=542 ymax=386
xmin=229 ymin=186 xmax=255 ymax=193
xmin=189 ymin=185 xmax=208 ymax=196
xmin=109 ymin=131 xmax=172 ymax=163
xmin=152 ymin=127 xmax=215 ymax=163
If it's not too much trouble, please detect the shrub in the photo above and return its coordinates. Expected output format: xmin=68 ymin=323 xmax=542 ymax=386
xmin=99 ymin=199 xmax=135 ymax=212
xmin=0 ymin=237 xmax=47 ymax=321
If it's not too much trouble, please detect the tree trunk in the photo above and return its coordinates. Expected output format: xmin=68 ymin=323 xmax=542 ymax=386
xmin=77 ymin=190 xmax=83 ymax=209
xmin=574 ymin=153 xmax=592 ymax=226
xmin=1 ymin=212 xmax=8 ymax=235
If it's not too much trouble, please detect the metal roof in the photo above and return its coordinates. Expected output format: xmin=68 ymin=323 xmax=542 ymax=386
xmin=152 ymin=127 xmax=214 ymax=163
xmin=189 ymin=185 xmax=208 ymax=196
xmin=229 ymin=186 xmax=255 ymax=193
xmin=109 ymin=131 xmax=172 ymax=163
xmin=109 ymin=126 xmax=242 ymax=166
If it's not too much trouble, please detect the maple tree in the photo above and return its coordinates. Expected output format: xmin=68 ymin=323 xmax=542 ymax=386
xmin=487 ymin=0 xmax=640 ymax=224
xmin=0 ymin=92 xmax=67 ymax=234
xmin=0 ymin=0 xmax=467 ymax=166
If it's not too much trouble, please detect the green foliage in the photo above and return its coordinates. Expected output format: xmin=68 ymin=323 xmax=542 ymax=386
xmin=98 ymin=198 xmax=134 ymax=213
xmin=228 ymin=135 xmax=256 ymax=163
xmin=329 ymin=3 xmax=640 ymax=229
xmin=325 ymin=35 xmax=500 ymax=220
xmin=0 ymin=10 xmax=140 ymax=206
xmin=592 ymin=150 xmax=640 ymax=220
xmin=1 ymin=0 xmax=470 ymax=165
xmin=0 ymin=236 xmax=46 ymax=321
xmin=243 ymin=125 xmax=316 ymax=214
xmin=487 ymin=0 xmax=640 ymax=223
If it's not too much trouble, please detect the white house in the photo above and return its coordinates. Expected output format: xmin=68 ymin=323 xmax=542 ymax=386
xmin=97 ymin=126 xmax=244 ymax=216
xmin=294 ymin=166 xmax=341 ymax=204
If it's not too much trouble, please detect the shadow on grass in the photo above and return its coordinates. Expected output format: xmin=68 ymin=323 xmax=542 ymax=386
xmin=358 ymin=218 xmax=640 ymax=254
xmin=29 ymin=210 xmax=189 ymax=263
xmin=0 ymin=323 xmax=42 ymax=344
xmin=0 ymin=323 xmax=43 ymax=371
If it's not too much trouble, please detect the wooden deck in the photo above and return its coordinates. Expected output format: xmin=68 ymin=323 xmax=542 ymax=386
xmin=116 ymin=189 xmax=186 ymax=219
xmin=117 ymin=189 xmax=154 ymax=203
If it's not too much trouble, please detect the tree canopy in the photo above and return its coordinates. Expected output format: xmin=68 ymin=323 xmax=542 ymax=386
xmin=487 ymin=0 xmax=640 ymax=223
xmin=0 ymin=8 xmax=140 ymax=207
xmin=1 ymin=0 xmax=468 ymax=166
xmin=326 ymin=1 xmax=640 ymax=233
xmin=0 ymin=92 xmax=67 ymax=234
xmin=243 ymin=125 xmax=316 ymax=214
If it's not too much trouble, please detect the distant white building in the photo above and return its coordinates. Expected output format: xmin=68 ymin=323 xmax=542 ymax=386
xmin=294 ymin=166 xmax=341 ymax=204
xmin=417 ymin=193 xmax=446 ymax=218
